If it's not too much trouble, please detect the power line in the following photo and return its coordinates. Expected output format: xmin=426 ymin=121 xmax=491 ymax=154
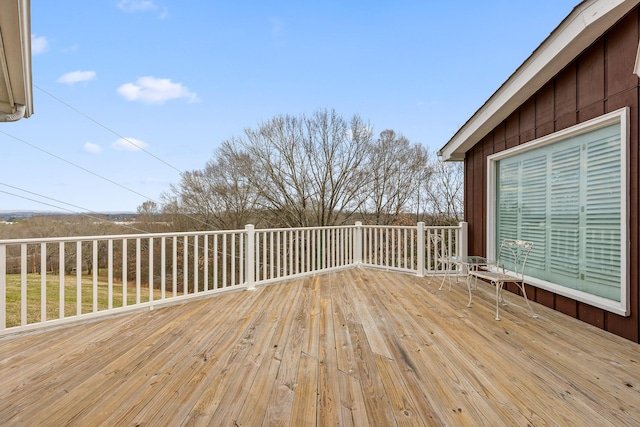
xmin=0 ymin=130 xmax=220 ymax=234
xmin=0 ymin=128 xmax=216 ymax=230
xmin=0 ymin=129 xmax=161 ymax=204
xmin=1 ymin=182 xmax=101 ymax=213
xmin=1 ymin=85 xmax=218 ymax=231
xmin=0 ymin=187 xmax=152 ymax=234
xmin=34 ymin=85 xmax=184 ymax=174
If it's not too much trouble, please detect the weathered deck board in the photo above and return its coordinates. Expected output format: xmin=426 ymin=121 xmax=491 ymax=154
xmin=1 ymin=268 xmax=639 ymax=426
xmin=261 ymin=277 xmax=317 ymax=426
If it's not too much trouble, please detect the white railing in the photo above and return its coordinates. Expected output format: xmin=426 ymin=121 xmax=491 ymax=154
xmin=0 ymin=221 xmax=467 ymax=335
xmin=361 ymin=223 xmax=467 ymax=275
xmin=250 ymin=225 xmax=356 ymax=287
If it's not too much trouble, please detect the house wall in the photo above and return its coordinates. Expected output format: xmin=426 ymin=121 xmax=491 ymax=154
xmin=464 ymin=8 xmax=640 ymax=342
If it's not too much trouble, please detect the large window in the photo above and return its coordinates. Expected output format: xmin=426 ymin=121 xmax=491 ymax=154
xmin=487 ymin=108 xmax=629 ymax=316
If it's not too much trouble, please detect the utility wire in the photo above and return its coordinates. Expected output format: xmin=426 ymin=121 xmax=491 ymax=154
xmin=2 ymin=182 xmax=101 ymax=212
xmin=0 ymin=182 xmax=156 ymax=233
xmin=0 ymin=183 xmax=153 ymax=234
xmin=32 ymin=85 xmax=219 ymax=231
xmin=0 ymin=129 xmax=160 ymax=203
xmin=1 ymin=86 xmax=218 ymax=232
xmin=35 ymin=85 xmax=184 ymax=174
xmin=0 ymin=128 xmax=215 ymax=231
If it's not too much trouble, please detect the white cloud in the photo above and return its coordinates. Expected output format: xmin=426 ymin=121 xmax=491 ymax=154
xmin=117 ymin=0 xmax=157 ymax=13
xmin=158 ymin=6 xmax=169 ymax=19
xmin=31 ymin=34 xmax=49 ymax=55
xmin=112 ymin=137 xmax=148 ymax=152
xmin=63 ymin=44 xmax=79 ymax=53
xmin=117 ymin=76 xmax=199 ymax=104
xmin=117 ymin=0 xmax=168 ymax=18
xmin=57 ymin=70 xmax=97 ymax=85
xmin=83 ymin=142 xmax=102 ymax=153
xmin=270 ymin=17 xmax=284 ymax=36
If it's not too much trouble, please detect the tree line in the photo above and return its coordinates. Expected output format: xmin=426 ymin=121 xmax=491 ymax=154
xmin=143 ymin=108 xmax=463 ymax=232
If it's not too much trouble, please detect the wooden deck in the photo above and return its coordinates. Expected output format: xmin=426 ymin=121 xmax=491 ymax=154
xmin=1 ymin=268 xmax=639 ymax=426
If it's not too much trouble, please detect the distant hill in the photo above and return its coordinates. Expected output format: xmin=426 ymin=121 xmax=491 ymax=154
xmin=0 ymin=211 xmax=136 ymax=222
xmin=0 ymin=211 xmax=61 ymax=221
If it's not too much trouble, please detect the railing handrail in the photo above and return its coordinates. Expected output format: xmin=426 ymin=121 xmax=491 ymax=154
xmin=0 ymin=228 xmax=247 ymax=245
xmin=0 ymin=223 xmax=372 ymax=246
xmin=0 ymin=223 xmax=464 ymax=246
xmin=361 ymin=224 xmax=460 ymax=230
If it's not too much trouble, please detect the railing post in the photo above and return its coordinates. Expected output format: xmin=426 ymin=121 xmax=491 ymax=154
xmin=417 ymin=222 xmax=425 ymax=277
xmin=354 ymin=222 xmax=363 ymax=266
xmin=459 ymin=221 xmax=468 ymax=274
xmin=245 ymin=224 xmax=256 ymax=290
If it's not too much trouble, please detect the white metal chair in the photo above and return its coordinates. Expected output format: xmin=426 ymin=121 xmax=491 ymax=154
xmin=467 ymin=239 xmax=538 ymax=320
xmin=428 ymin=233 xmax=456 ymax=290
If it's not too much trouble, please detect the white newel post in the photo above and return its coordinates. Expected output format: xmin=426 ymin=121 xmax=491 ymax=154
xmin=354 ymin=222 xmax=363 ymax=266
xmin=459 ymin=221 xmax=468 ymax=274
xmin=417 ymin=222 xmax=425 ymax=277
xmin=245 ymin=224 xmax=256 ymax=290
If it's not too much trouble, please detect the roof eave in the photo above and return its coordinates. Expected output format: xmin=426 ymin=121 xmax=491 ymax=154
xmin=438 ymin=0 xmax=638 ymax=161
xmin=0 ymin=0 xmax=33 ymax=121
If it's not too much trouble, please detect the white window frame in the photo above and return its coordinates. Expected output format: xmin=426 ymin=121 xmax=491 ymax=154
xmin=486 ymin=107 xmax=629 ymax=316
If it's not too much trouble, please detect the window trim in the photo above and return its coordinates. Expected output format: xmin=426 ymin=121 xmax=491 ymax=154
xmin=486 ymin=107 xmax=630 ymax=316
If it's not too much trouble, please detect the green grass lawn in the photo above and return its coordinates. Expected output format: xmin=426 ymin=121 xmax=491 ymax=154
xmin=4 ymin=273 xmax=165 ymax=328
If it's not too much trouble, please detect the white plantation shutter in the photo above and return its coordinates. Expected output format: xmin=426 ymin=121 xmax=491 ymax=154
xmin=496 ymin=162 xmax=520 ymax=270
xmin=496 ymin=162 xmax=520 ymax=244
xmin=549 ymin=145 xmax=581 ymax=283
xmin=495 ymin=122 xmax=622 ymax=303
xmin=521 ymin=155 xmax=547 ymax=271
xmin=584 ymin=130 xmax=621 ymax=300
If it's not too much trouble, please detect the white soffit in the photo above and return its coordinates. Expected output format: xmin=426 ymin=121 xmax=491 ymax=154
xmin=0 ymin=0 xmax=32 ymax=120
xmin=438 ymin=0 xmax=639 ymax=161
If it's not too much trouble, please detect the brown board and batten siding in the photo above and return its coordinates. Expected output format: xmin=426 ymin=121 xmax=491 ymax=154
xmin=464 ymin=8 xmax=640 ymax=342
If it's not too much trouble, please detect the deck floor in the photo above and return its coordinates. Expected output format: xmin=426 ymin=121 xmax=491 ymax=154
xmin=1 ymin=268 xmax=639 ymax=426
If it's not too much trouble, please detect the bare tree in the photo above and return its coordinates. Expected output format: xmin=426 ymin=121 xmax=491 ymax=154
xmin=135 ymin=200 xmax=173 ymax=233
xmin=137 ymin=200 xmax=160 ymax=216
xmin=230 ymin=109 xmax=373 ymax=227
xmin=361 ymin=130 xmax=430 ymax=224
xmin=161 ymin=143 xmax=260 ymax=231
xmin=154 ymin=109 xmax=464 ymax=230
xmin=421 ymin=160 xmax=464 ymax=224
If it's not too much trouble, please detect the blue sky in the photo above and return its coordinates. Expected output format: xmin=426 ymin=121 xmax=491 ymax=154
xmin=2 ymin=0 xmax=578 ymax=213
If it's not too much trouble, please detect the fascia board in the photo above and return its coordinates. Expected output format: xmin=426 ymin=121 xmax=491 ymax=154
xmin=16 ymin=0 xmax=32 ymax=117
xmin=438 ymin=0 xmax=638 ymax=162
